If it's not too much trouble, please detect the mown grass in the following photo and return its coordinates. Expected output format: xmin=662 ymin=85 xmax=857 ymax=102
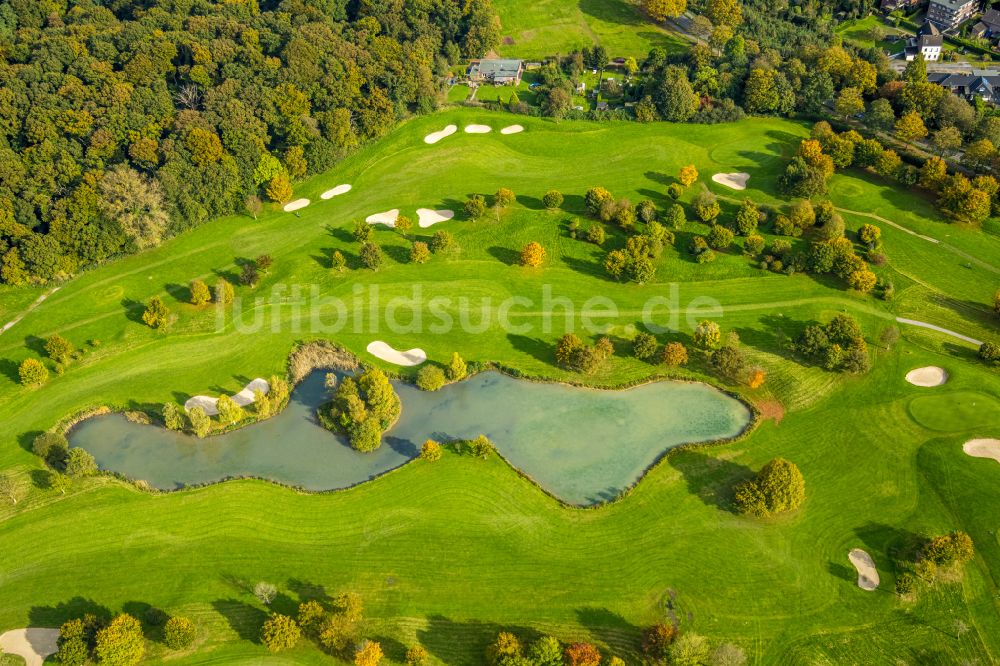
xmin=0 ymin=110 xmax=999 ymax=664
xmin=491 ymin=0 xmax=688 ymax=60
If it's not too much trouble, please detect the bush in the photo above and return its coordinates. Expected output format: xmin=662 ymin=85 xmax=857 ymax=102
xmin=585 ymin=187 xmax=613 ymax=215
xmin=65 ymin=448 xmax=97 ymax=478
xmin=261 ymin=614 xmax=300 ymax=652
xmin=487 ymin=632 xmax=522 ymax=666
xmin=586 ymin=224 xmax=606 ymax=245
xmin=355 ymin=640 xmax=383 ymax=666
xmin=921 ymin=531 xmax=974 ymax=567
xmin=543 ymin=190 xmax=564 ymax=209
xmin=420 ymin=440 xmax=443 ymax=461
xmin=359 ymin=242 xmax=383 ymax=270
xmin=447 ymin=352 xmax=467 ymax=381
xmin=19 ymin=358 xmax=49 ymax=386
xmin=734 ymin=458 xmax=806 ymax=517
xmin=467 ymin=434 xmax=494 ymax=458
xmin=430 ymin=230 xmax=456 ymax=253
xmin=95 ymin=614 xmax=145 ymax=666
xmin=464 ymin=194 xmax=486 ymax=219
xmin=667 ymin=182 xmax=684 ymax=199
xmin=142 ymin=296 xmax=170 ymax=329
xmin=895 ymin=572 xmax=916 ymax=596
xmin=410 ymin=241 xmax=431 ymax=264
xmin=744 ymin=234 xmax=764 ymax=256
xmin=164 ymin=616 xmax=196 ymax=650
xmin=520 ymin=241 xmax=546 ymax=267
xmin=707 ymin=225 xmax=734 ymax=250
xmin=416 ymin=366 xmax=447 ymax=391
xmin=979 ymin=342 xmax=1000 ymax=364
xmin=564 ymin=642 xmax=601 ymax=666
xmin=661 ymin=342 xmax=689 ymax=366
xmin=33 ymin=432 xmax=69 ymax=467
xmin=527 ymin=636 xmax=563 ymax=666
xmin=642 ymin=623 xmax=676 ymax=659
xmin=632 ymin=332 xmax=659 ymax=361
xmin=406 ymin=645 xmax=429 ymax=666
xmin=669 ymin=633 xmax=710 ymax=665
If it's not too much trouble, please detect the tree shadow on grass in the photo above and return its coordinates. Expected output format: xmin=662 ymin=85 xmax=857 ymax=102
xmin=668 ymin=449 xmax=755 ymax=513
xmin=417 ymin=616 xmax=539 ymax=665
xmin=853 ymin=522 xmax=925 ymax=568
xmin=487 ymin=246 xmax=520 ymax=266
xmin=643 ymin=171 xmax=673 ymax=187
xmin=574 ymin=607 xmax=642 ymax=653
xmin=507 ymin=334 xmax=555 ymax=366
xmin=0 ymin=357 xmax=21 ymax=384
xmin=211 ymin=599 xmax=267 ymax=644
xmin=29 ymin=597 xmax=112 ymax=627
xmin=827 ymin=561 xmax=856 ymax=585
xmin=382 ymin=244 xmax=411 ymax=266
xmin=326 ymin=225 xmax=355 ymax=244
xmin=517 ymin=195 xmax=546 ymax=211
xmin=287 ymin=579 xmax=333 ymax=606
xmin=371 ymin=634 xmax=409 ymax=662
xmin=164 ymin=283 xmax=189 ymax=303
xmin=560 ymin=254 xmax=607 ymax=279
xmin=121 ymin=299 xmax=145 ymax=324
xmin=18 ymin=429 xmax=41 ymax=454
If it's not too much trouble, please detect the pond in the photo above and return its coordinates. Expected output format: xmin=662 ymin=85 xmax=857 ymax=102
xmin=69 ymin=371 xmax=752 ymax=505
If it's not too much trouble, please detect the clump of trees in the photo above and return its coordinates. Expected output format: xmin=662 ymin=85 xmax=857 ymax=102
xmin=734 ymin=458 xmax=806 ymax=517
xmin=54 ymin=612 xmax=147 ymax=666
xmin=555 ymin=334 xmax=614 ymax=374
xmin=896 ymin=531 xmax=975 ymax=598
xmin=327 ymin=369 xmax=401 ymax=452
xmin=794 ymin=313 xmax=870 ymax=374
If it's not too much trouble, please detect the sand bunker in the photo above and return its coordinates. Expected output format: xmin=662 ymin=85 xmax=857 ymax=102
xmin=500 ymin=125 xmax=524 ymax=135
xmin=905 ymin=366 xmax=948 ymax=387
xmin=365 ymin=209 xmax=400 ymax=227
xmin=963 ymin=439 xmax=1000 ymax=464
xmin=283 ymin=198 xmax=310 ymax=212
xmin=464 ymin=124 xmax=492 ymax=134
xmin=712 ymin=172 xmax=750 ymax=190
xmin=320 ymin=184 xmax=352 ymax=200
xmin=417 ymin=208 xmax=455 ymax=228
xmin=366 ymin=341 xmax=427 ymax=366
xmin=0 ymin=628 xmax=59 ymax=666
xmin=848 ymin=549 xmax=880 ymax=591
xmin=424 ymin=125 xmax=457 ymax=144
xmin=184 ymin=378 xmax=270 ymax=417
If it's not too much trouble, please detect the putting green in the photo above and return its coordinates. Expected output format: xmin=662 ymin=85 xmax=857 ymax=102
xmin=907 ymin=391 xmax=1000 ymax=432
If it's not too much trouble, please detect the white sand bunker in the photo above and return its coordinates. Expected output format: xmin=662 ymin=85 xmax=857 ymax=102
xmin=0 ymin=628 xmax=59 ymax=666
xmin=321 ymin=184 xmax=352 ymax=200
xmin=848 ymin=549 xmax=880 ymax=591
xmin=712 ymin=172 xmax=750 ymax=190
xmin=964 ymin=439 xmax=1000 ymax=464
xmin=905 ymin=366 xmax=948 ymax=387
xmin=367 ymin=341 xmax=427 ymax=366
xmin=417 ymin=208 xmax=455 ymax=228
xmin=500 ymin=125 xmax=524 ymax=135
xmin=464 ymin=124 xmax=492 ymax=134
xmin=424 ymin=125 xmax=457 ymax=144
xmin=366 ymin=209 xmax=400 ymax=227
xmin=283 ymin=198 xmax=310 ymax=212
xmin=184 ymin=378 xmax=270 ymax=417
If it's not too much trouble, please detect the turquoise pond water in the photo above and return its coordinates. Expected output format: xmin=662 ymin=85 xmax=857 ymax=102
xmin=69 ymin=371 xmax=752 ymax=505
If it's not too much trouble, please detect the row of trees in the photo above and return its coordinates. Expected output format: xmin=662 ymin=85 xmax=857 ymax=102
xmin=783 ymin=122 xmax=999 ymax=225
xmin=0 ymin=0 xmax=502 ymax=285
xmin=55 ymin=609 xmax=195 ymax=666
xmin=895 ymin=531 xmax=975 ymax=599
xmin=416 ymin=352 xmax=467 ymax=391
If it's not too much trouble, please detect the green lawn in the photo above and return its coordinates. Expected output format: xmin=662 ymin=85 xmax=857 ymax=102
xmin=1 ymin=110 xmax=1000 ymax=664
xmin=491 ymin=0 xmax=689 ymax=59
xmin=836 ymin=16 xmax=908 ymax=54
xmin=447 ymin=84 xmax=471 ymax=103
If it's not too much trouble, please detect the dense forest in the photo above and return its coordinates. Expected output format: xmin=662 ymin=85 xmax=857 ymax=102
xmin=0 ymin=0 xmax=501 ymax=285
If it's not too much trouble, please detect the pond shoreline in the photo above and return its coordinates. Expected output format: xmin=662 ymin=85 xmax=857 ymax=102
xmin=58 ymin=340 xmax=759 ymax=508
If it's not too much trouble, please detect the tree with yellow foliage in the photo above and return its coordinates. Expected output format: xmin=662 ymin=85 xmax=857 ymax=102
xmin=895 ymin=112 xmax=928 ymax=142
xmin=520 ymin=242 xmax=546 ymax=267
xmin=642 ymin=0 xmax=687 ymax=21
xmin=266 ymin=173 xmax=293 ymax=202
xmin=678 ymin=164 xmax=698 ymax=187
xmin=355 ymin=640 xmax=383 ymax=666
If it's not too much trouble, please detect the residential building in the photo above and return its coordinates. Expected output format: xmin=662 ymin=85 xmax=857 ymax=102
xmin=904 ymin=21 xmax=944 ymax=60
xmin=972 ymin=7 xmax=1000 ymax=38
xmin=928 ymin=69 xmax=1000 ymax=102
xmin=927 ymin=0 xmax=978 ymax=30
xmin=467 ymin=59 xmax=524 ymax=85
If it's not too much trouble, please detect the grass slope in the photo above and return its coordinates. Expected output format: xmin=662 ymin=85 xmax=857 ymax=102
xmin=0 ymin=110 xmax=999 ymax=664
xmin=491 ymin=0 xmax=688 ymax=59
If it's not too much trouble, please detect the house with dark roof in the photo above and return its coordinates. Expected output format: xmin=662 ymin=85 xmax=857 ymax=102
xmin=467 ymin=59 xmax=524 ymax=85
xmin=905 ymin=21 xmax=944 ymax=60
xmin=972 ymin=8 xmax=1000 ymax=38
xmin=928 ymin=69 xmax=1000 ymax=102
